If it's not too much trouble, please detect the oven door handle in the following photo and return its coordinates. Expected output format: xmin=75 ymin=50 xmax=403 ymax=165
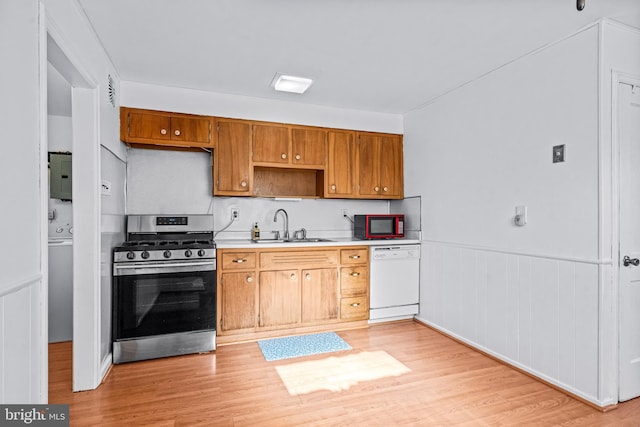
xmin=113 ymin=260 xmax=216 ymax=276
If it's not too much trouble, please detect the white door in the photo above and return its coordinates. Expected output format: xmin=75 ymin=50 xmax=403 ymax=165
xmin=619 ymin=81 xmax=640 ymax=402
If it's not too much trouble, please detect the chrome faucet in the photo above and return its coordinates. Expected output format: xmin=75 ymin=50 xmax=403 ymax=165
xmin=273 ymin=208 xmax=289 ymax=241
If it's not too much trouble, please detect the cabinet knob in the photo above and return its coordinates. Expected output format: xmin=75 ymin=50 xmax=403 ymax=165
xmin=232 ymin=258 xmax=246 ymax=263
xmin=350 ymin=302 xmax=360 ymax=307
xmin=160 ymin=128 xmax=167 ymax=135
xmin=240 ymin=181 xmax=247 ymax=188
xmin=374 ymin=186 xmax=380 ymax=192
xmin=246 ymin=276 xmax=253 ymax=283
xmin=174 ymin=129 xmax=181 ymax=136
xmin=330 ymin=184 xmax=336 ymax=191
xmin=350 ymin=272 xmax=360 ymax=277
xmin=295 ymin=154 xmax=301 ymax=160
xmin=349 ymin=255 xmax=360 ymax=259
xmin=281 ymin=153 xmax=287 ymax=159
xmin=305 ymin=273 xmax=311 ymax=280
xmin=290 ymin=273 xmax=297 ymax=280
xmin=383 ymin=186 xmax=388 ymax=192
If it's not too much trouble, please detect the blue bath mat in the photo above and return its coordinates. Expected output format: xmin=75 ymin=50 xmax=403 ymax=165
xmin=258 ymin=332 xmax=351 ymax=362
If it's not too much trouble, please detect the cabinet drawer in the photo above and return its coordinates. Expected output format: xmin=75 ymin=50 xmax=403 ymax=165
xmin=340 ymin=297 xmax=369 ymax=320
xmin=340 ymin=248 xmax=368 ymax=265
xmin=260 ymin=250 xmax=338 ymax=270
xmin=340 ymin=267 xmax=369 ymax=296
xmin=221 ymin=251 xmax=257 ymax=270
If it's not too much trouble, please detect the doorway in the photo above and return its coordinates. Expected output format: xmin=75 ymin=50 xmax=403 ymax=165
xmin=45 ymin=31 xmax=102 ymax=392
xmin=617 ymin=79 xmax=640 ymax=402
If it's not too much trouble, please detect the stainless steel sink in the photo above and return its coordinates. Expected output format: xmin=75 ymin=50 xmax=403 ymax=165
xmin=251 ymin=238 xmax=334 ymax=244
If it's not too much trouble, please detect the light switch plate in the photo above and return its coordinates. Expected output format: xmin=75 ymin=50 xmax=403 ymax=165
xmin=553 ymin=144 xmax=565 ymax=163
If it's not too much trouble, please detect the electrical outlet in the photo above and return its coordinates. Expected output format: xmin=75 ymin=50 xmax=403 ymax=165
xmin=230 ymin=207 xmax=239 ymax=221
xmin=341 ymin=209 xmax=349 ymax=218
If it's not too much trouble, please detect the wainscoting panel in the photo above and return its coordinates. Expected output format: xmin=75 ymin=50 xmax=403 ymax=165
xmin=419 ymin=242 xmax=600 ymax=402
xmin=0 ymin=276 xmax=43 ymax=403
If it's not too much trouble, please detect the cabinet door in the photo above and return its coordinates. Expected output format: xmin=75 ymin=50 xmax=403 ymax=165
xmin=220 ymin=272 xmax=257 ymax=332
xmin=356 ymin=133 xmax=382 ymax=197
xmin=259 ymin=270 xmax=300 ymax=328
xmin=171 ymin=116 xmax=212 ymax=145
xmin=325 ymin=130 xmax=355 ymax=197
xmin=214 ymin=119 xmax=252 ymax=195
xmin=379 ymin=135 xmax=403 ymax=198
xmin=253 ymin=124 xmax=290 ymax=164
xmin=127 ymin=111 xmax=171 ymax=141
xmin=301 ymin=268 xmax=339 ymax=323
xmin=291 ymin=127 xmax=326 ymax=167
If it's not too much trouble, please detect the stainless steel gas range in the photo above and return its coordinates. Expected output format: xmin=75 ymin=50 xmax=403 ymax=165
xmin=112 ymin=214 xmax=216 ymax=364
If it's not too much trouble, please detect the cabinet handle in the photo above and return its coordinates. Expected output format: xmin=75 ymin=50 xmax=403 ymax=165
xmin=246 ymin=276 xmax=253 ymax=283
xmin=295 ymin=154 xmax=301 ymax=160
xmin=174 ymin=129 xmax=181 ymax=136
xmin=232 ymin=258 xmax=246 ymax=263
xmin=350 ymin=272 xmax=360 ymax=277
xmin=350 ymin=302 xmax=360 ymax=307
xmin=349 ymin=255 xmax=360 ymax=259
xmin=160 ymin=128 xmax=167 ymax=135
xmin=240 ymin=181 xmax=247 ymax=188
xmin=290 ymin=273 xmax=297 ymax=280
xmin=281 ymin=153 xmax=287 ymax=159
xmin=305 ymin=273 xmax=311 ymax=280
xmin=331 ymin=184 xmax=336 ymax=191
xmin=374 ymin=186 xmax=380 ymax=192
xmin=383 ymin=186 xmax=388 ymax=192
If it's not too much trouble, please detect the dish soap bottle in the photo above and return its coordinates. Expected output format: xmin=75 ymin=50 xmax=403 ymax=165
xmin=252 ymin=222 xmax=260 ymax=241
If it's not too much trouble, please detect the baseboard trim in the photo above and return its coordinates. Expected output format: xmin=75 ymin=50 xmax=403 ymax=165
xmin=412 ymin=318 xmax=618 ymax=413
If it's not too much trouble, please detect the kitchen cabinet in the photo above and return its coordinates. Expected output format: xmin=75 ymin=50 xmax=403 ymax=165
xmin=325 ymin=130 xmax=356 ymax=197
xmin=301 ymin=268 xmax=339 ymax=323
xmin=338 ymin=247 xmax=369 ymax=320
xmin=252 ymin=124 xmax=327 ymax=168
xmin=214 ymin=119 xmax=253 ymax=196
xmin=356 ymin=132 xmax=404 ymax=199
xmin=258 ymin=270 xmax=301 ymax=328
xmin=218 ymin=251 xmax=258 ymax=333
xmin=120 ymin=107 xmax=214 ymax=149
xmin=217 ymin=246 xmax=367 ymax=344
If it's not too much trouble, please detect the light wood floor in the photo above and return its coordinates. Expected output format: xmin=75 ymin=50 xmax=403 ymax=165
xmin=49 ymin=321 xmax=640 ymax=426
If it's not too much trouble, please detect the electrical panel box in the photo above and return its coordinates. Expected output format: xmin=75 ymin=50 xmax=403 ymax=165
xmin=49 ymin=152 xmax=72 ymax=201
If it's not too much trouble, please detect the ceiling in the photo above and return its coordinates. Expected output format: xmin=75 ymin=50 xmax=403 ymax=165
xmin=70 ymin=0 xmax=640 ymax=115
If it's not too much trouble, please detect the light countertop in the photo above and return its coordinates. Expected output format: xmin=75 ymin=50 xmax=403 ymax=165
xmin=215 ymin=237 xmax=421 ymax=249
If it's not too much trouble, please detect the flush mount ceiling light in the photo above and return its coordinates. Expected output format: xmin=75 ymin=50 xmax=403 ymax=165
xmin=272 ymin=73 xmax=313 ymax=94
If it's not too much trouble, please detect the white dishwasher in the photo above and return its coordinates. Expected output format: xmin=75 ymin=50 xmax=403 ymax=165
xmin=369 ymin=244 xmax=420 ymax=322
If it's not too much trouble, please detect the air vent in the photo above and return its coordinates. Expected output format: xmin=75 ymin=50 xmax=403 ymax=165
xmin=107 ymin=74 xmax=116 ymax=108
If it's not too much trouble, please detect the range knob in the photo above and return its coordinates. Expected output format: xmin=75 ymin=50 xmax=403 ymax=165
xmin=197 ymin=249 xmax=206 ymax=257
xmin=141 ymin=251 xmax=150 ymax=259
xmin=185 ymin=249 xmax=193 ymax=258
xmin=163 ymin=250 xmax=172 ymax=259
xmin=126 ymin=251 xmax=135 ymax=260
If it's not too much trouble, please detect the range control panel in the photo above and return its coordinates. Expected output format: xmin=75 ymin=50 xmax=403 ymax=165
xmin=156 ymin=216 xmax=188 ymax=226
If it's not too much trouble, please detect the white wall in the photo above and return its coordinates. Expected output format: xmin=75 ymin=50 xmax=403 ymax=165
xmin=0 ymin=0 xmax=45 ymax=404
xmin=404 ymin=24 xmax=608 ymax=405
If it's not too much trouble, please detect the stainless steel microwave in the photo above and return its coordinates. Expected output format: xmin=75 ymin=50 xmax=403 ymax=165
xmin=354 ymin=214 xmax=405 ymax=239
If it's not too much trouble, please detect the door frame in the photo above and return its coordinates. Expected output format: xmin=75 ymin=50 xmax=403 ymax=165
xmin=611 ymin=71 xmax=640 ymax=402
xmin=41 ymin=4 xmax=103 ymax=392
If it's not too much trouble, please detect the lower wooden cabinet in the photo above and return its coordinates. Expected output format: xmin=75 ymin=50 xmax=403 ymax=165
xmin=217 ymin=246 xmax=369 ymax=343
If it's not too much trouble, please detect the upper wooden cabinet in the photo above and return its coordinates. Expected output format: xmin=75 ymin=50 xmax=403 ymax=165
xmin=121 ymin=107 xmax=404 ymax=200
xmin=325 ymin=130 xmax=356 ymax=198
xmin=214 ymin=119 xmax=252 ymax=196
xmin=120 ymin=107 xmax=213 ymax=148
xmin=356 ymin=132 xmax=404 ymax=199
xmin=252 ymin=123 xmax=327 ymax=168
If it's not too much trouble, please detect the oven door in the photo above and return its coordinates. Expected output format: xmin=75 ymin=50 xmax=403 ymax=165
xmin=113 ymin=260 xmax=216 ymax=341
